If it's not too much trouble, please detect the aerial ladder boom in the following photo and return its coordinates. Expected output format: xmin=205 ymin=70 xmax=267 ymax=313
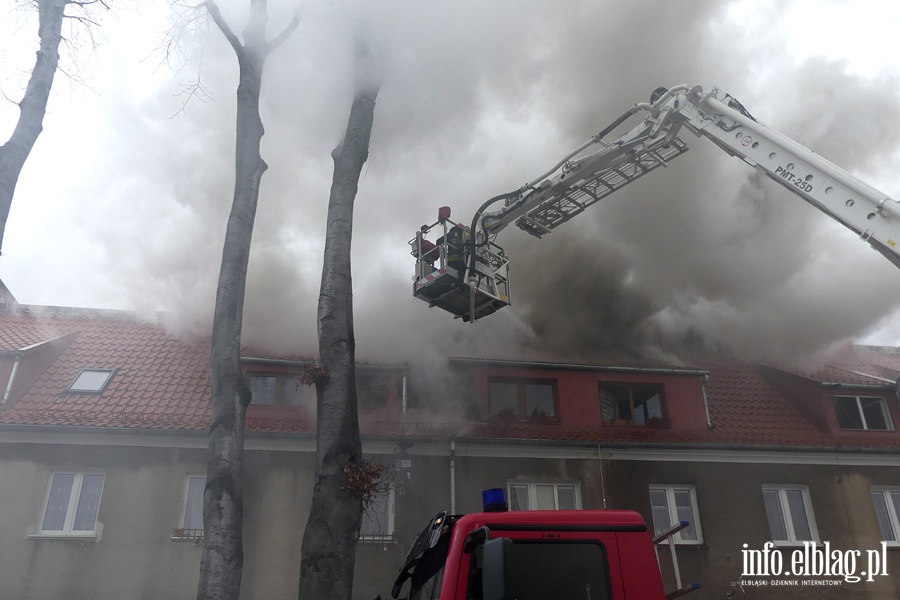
xmin=410 ymin=84 xmax=900 ymax=321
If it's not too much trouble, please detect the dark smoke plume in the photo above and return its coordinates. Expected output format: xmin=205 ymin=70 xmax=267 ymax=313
xmin=3 ymin=0 xmax=900 ymax=368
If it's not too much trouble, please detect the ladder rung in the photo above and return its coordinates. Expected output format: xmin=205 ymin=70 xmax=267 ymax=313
xmin=516 ymin=138 xmax=688 ymax=237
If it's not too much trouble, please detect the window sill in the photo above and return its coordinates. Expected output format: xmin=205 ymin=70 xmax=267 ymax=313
xmin=359 ymin=534 xmax=398 ymax=544
xmin=836 ymin=428 xmax=895 ymax=433
xmin=172 ymin=528 xmax=204 ymax=542
xmin=604 ymin=419 xmax=670 ymax=428
xmin=489 ymin=417 xmax=560 ymax=425
xmin=767 ymin=541 xmax=820 ymax=548
xmin=26 ymin=522 xmax=103 ymax=542
xmin=28 ymin=533 xmax=100 ymax=541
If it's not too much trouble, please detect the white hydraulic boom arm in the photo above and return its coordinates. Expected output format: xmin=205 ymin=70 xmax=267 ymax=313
xmin=410 ymin=84 xmax=900 ymax=321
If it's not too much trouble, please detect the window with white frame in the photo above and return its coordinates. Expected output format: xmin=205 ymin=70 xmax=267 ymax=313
xmin=508 ymin=482 xmax=580 ymax=511
xmin=649 ymin=485 xmax=703 ymax=544
xmin=834 ymin=395 xmax=893 ymax=431
xmin=762 ymin=485 xmax=818 ymax=545
xmin=173 ymin=476 xmax=205 ymax=541
xmin=871 ymin=487 xmax=900 ymax=545
xmin=360 ymin=489 xmax=394 ymax=542
xmin=38 ymin=472 xmax=105 ymax=536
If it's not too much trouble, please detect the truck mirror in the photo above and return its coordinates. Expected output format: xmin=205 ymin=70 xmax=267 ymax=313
xmin=482 ymin=537 xmax=514 ymax=600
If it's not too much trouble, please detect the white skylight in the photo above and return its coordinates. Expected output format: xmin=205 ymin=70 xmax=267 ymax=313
xmin=67 ymin=369 xmax=115 ymax=393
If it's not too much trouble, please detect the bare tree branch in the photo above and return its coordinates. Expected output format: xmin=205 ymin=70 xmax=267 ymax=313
xmin=205 ymin=0 xmax=243 ymax=55
xmin=65 ymin=0 xmax=111 ymax=7
xmin=266 ymin=9 xmax=300 ymax=55
xmin=156 ymin=1 xmax=211 ymax=108
xmin=0 ymin=0 xmax=67 ymax=254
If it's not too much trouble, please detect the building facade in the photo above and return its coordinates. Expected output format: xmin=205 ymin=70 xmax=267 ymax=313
xmin=2 ymin=304 xmax=900 ymax=599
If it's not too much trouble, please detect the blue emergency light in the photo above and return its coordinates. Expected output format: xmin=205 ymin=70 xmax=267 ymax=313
xmin=482 ymin=488 xmax=508 ymax=512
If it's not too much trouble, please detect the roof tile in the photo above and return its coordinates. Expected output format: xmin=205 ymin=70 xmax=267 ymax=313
xmin=2 ymin=306 xmax=900 ymax=450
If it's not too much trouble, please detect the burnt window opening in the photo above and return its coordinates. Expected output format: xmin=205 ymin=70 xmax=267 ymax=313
xmin=248 ymin=374 xmax=314 ymax=408
xmin=488 ymin=378 xmax=559 ymax=422
xmin=834 ymin=395 xmax=893 ymax=431
xmin=357 ymin=372 xmax=393 ymax=410
xmin=599 ymin=382 xmax=667 ymax=426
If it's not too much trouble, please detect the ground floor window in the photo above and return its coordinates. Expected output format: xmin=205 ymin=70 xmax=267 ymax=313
xmin=762 ymin=485 xmax=818 ymax=545
xmin=871 ymin=487 xmax=900 ymax=545
xmin=360 ymin=488 xmax=395 ymax=543
xmin=508 ymin=482 xmax=580 ymax=510
xmin=39 ymin=472 xmax=105 ymax=536
xmin=173 ymin=475 xmax=206 ymax=541
xmin=649 ymin=484 xmax=703 ymax=544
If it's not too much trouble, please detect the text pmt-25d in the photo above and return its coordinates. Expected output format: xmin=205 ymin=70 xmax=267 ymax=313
xmin=410 ymin=85 xmax=900 ymax=322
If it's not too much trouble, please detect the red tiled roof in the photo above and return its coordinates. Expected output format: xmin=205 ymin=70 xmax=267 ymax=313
xmin=0 ymin=308 xmax=211 ymax=430
xmin=703 ymin=362 xmax=827 ymax=445
xmin=1 ymin=305 xmax=900 ymax=451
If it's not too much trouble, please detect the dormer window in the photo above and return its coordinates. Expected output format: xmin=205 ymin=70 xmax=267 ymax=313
xmin=66 ymin=369 xmax=115 ymax=394
xmin=358 ymin=372 xmax=391 ymax=410
xmin=489 ymin=378 xmax=558 ymax=422
xmin=248 ymin=374 xmax=314 ymax=408
xmin=834 ymin=395 xmax=893 ymax=431
xmin=599 ymin=382 xmax=667 ymax=427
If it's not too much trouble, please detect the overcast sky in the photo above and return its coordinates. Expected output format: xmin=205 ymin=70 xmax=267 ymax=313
xmin=3 ymin=0 xmax=900 ymax=366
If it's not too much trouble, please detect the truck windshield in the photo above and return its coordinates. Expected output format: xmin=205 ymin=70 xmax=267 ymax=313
xmin=409 ymin=564 xmax=444 ymax=600
xmin=483 ymin=541 xmax=610 ymax=600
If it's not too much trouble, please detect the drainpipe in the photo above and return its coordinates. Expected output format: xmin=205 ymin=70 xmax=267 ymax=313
xmin=402 ymin=370 xmax=408 ymax=414
xmin=2 ymin=353 xmax=21 ymax=405
xmin=598 ymin=445 xmax=608 ymax=509
xmin=450 ymin=440 xmax=457 ymax=514
xmin=701 ymin=374 xmax=712 ymax=430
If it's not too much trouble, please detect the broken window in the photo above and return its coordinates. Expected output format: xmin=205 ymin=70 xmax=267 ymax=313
xmin=834 ymin=395 xmax=892 ymax=431
xmin=248 ymin=374 xmax=314 ymax=408
xmin=599 ymin=382 xmax=666 ymax=426
xmin=357 ymin=371 xmax=393 ymax=410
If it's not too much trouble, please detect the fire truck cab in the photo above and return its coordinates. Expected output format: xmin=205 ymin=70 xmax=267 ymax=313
xmin=383 ymin=490 xmax=696 ymax=600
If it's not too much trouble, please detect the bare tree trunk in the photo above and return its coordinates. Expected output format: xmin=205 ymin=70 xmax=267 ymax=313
xmin=198 ymin=2 xmax=298 ymax=599
xmin=298 ymin=62 xmax=380 ymax=600
xmin=0 ymin=0 xmax=66 ymax=255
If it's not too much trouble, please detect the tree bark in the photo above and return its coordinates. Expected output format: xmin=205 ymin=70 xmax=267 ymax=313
xmin=198 ymin=2 xmax=298 ymax=599
xmin=0 ymin=0 xmax=66 ymax=255
xmin=298 ymin=79 xmax=379 ymax=600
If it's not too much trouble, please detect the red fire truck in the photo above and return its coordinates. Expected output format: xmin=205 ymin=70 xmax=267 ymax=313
xmin=382 ymin=489 xmax=697 ymax=600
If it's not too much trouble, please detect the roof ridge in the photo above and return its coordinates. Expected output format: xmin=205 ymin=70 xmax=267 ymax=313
xmin=1 ymin=303 xmax=156 ymax=323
